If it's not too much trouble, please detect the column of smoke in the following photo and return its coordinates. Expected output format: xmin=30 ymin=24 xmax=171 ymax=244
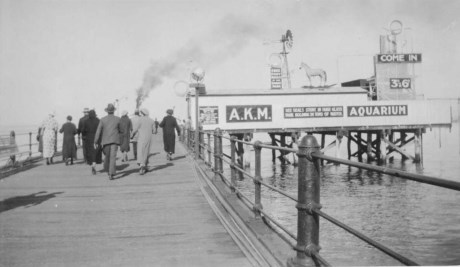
xmin=135 ymin=14 xmax=271 ymax=108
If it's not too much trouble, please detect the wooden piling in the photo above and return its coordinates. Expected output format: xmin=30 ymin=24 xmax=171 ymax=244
xmin=367 ymin=132 xmax=373 ymax=163
xmin=357 ymin=132 xmax=363 ymax=162
xmin=414 ymin=128 xmax=422 ymax=163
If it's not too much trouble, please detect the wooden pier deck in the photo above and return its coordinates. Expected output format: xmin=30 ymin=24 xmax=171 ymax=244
xmin=0 ymin=134 xmax=253 ymax=267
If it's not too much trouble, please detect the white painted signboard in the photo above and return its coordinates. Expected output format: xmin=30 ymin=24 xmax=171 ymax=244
xmin=189 ymin=88 xmax=451 ymax=133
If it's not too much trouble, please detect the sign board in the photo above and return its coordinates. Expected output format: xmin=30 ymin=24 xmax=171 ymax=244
xmin=284 ymin=106 xmax=344 ymax=118
xmin=226 ymin=105 xmax=272 ymax=122
xmin=270 ymin=67 xmax=282 ymax=89
xmin=187 ymin=88 xmax=451 ymax=133
xmin=390 ymin=78 xmax=411 ymax=89
xmin=377 ymin=53 xmax=422 ymax=63
xmin=347 ymin=105 xmax=408 ymax=117
xmin=199 ymin=106 xmax=219 ymax=125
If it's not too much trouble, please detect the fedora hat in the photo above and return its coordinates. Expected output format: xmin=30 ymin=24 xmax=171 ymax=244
xmin=105 ymin=103 xmax=116 ymax=113
xmin=166 ymin=109 xmax=173 ymax=115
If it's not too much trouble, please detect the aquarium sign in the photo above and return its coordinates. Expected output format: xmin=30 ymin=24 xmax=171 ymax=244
xmin=347 ymin=105 xmax=408 ymax=117
xmin=390 ymin=78 xmax=411 ymax=89
xmin=199 ymin=106 xmax=219 ymax=125
xmin=284 ymin=106 xmax=344 ymax=118
xmin=377 ymin=54 xmax=422 ymax=63
xmin=226 ymin=105 xmax=272 ymax=122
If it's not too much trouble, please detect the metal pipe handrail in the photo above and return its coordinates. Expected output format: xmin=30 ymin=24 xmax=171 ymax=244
xmin=230 ymin=159 xmax=298 ymax=201
xmin=314 ymin=209 xmax=419 ymax=266
xmin=230 ymin=177 xmax=299 ymax=242
xmin=221 ymin=134 xmax=297 ymax=153
xmin=0 ymin=132 xmax=35 ymax=137
xmin=229 ymin=162 xmax=332 ymax=267
xmin=312 ymin=152 xmax=460 ymax=191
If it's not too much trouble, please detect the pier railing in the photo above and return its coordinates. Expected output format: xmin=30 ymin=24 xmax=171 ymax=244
xmin=181 ymin=126 xmax=460 ymax=266
xmin=0 ymin=130 xmax=63 ymax=172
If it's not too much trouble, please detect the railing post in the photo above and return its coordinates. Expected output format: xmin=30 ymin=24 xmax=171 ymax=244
xmin=288 ymin=135 xmax=322 ymax=267
xmin=54 ymin=131 xmax=58 ymax=153
xmin=185 ymin=128 xmax=188 ymax=146
xmin=214 ymin=128 xmax=222 ymax=180
xmin=9 ymin=131 xmax=16 ymax=164
xmin=253 ymin=141 xmax=263 ymax=218
xmin=199 ymin=126 xmax=204 ymax=159
xmin=194 ymin=125 xmax=199 ymax=157
xmin=207 ymin=132 xmax=212 ymax=166
xmin=190 ymin=129 xmax=194 ymax=151
xmin=230 ymin=135 xmax=237 ymax=192
xmin=188 ymin=129 xmax=192 ymax=149
xmin=29 ymin=132 xmax=32 ymax=157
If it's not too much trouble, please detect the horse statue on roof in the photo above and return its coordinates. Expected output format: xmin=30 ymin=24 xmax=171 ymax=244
xmin=299 ymin=62 xmax=327 ymax=87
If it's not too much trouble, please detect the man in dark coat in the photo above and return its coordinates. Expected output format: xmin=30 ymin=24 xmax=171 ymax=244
xmin=59 ymin=115 xmax=77 ymax=165
xmin=82 ymin=109 xmax=102 ymax=174
xmin=94 ymin=103 xmax=122 ymax=180
xmin=159 ymin=109 xmax=181 ymax=161
xmin=130 ymin=109 xmax=141 ymax=160
xmin=154 ymin=118 xmax=159 ymax=134
xmin=119 ymin=110 xmax=132 ymax=162
xmin=77 ymin=108 xmax=89 ymax=163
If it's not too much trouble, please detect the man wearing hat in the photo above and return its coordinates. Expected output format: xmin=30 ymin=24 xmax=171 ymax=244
xmin=130 ymin=109 xmax=141 ymax=160
xmin=94 ymin=103 xmax=122 ymax=180
xmin=77 ymin=108 xmax=90 ymax=163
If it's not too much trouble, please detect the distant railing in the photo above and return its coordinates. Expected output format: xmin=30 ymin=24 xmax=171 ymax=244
xmin=0 ymin=130 xmax=63 ymax=171
xmin=181 ymin=126 xmax=460 ymax=266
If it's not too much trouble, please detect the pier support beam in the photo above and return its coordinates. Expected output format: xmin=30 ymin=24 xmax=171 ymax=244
xmin=366 ymin=132 xmax=373 ymax=163
xmin=414 ymin=128 xmax=423 ymax=163
xmin=335 ymin=130 xmax=345 ymax=161
xmin=400 ymin=131 xmax=408 ymax=161
xmin=270 ymin=133 xmax=276 ymax=163
xmin=380 ymin=130 xmax=388 ymax=163
xmin=357 ymin=132 xmax=363 ymax=162
xmin=347 ymin=132 xmax=352 ymax=160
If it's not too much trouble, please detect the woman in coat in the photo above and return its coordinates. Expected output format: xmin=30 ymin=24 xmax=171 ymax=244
xmin=82 ymin=110 xmax=102 ymax=174
xmin=59 ymin=115 xmax=77 ymax=165
xmin=39 ymin=112 xmax=59 ymax=165
xmin=131 ymin=108 xmax=155 ymax=174
xmin=159 ymin=109 xmax=181 ymax=161
xmin=119 ymin=110 xmax=132 ymax=162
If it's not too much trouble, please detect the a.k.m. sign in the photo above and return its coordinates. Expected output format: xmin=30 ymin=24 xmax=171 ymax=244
xmin=226 ymin=105 xmax=272 ymax=122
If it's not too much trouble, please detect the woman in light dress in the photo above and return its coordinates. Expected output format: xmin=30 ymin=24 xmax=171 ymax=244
xmin=131 ymin=108 xmax=155 ymax=174
xmin=39 ymin=112 xmax=59 ymax=165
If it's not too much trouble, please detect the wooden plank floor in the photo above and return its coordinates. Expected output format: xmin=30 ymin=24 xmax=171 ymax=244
xmin=0 ymin=134 xmax=251 ymax=267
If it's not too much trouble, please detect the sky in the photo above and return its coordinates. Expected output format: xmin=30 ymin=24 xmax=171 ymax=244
xmin=1 ymin=0 xmax=459 ymax=127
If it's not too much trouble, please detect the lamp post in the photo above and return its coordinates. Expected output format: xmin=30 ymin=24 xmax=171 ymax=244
xmin=189 ymin=68 xmax=205 ymax=157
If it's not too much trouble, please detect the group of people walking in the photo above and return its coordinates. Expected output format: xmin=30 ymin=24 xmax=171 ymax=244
xmin=37 ymin=104 xmax=181 ymax=180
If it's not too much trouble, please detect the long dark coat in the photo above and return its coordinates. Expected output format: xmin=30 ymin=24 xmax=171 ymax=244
xmin=159 ymin=115 xmax=181 ymax=154
xmin=82 ymin=115 xmax=102 ymax=164
xmin=119 ymin=115 xmax=132 ymax=152
xmin=59 ymin=122 xmax=77 ymax=160
xmin=37 ymin=127 xmax=43 ymax=153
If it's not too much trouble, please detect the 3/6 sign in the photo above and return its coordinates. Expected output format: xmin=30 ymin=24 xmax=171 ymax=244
xmin=390 ymin=78 xmax=411 ymax=89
